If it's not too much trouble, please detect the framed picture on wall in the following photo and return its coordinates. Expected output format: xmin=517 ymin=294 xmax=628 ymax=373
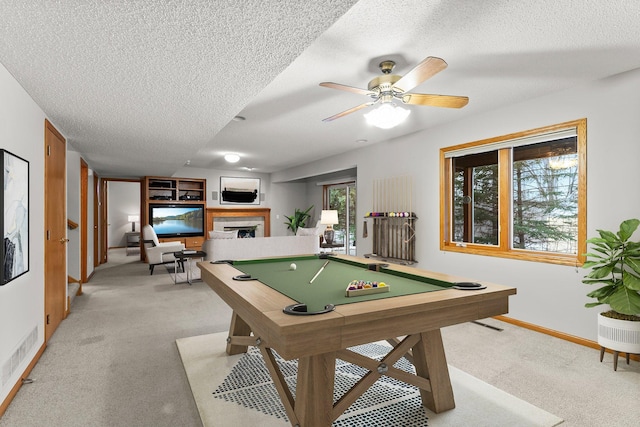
xmin=220 ymin=176 xmax=260 ymax=205
xmin=1 ymin=150 xmax=29 ymax=285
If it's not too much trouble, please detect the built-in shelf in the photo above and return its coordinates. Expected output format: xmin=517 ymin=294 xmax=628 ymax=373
xmin=146 ymin=176 xmax=205 ymax=202
xmin=365 ymin=213 xmax=417 ymax=264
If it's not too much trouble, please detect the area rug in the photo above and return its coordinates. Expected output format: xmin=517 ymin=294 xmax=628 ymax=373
xmin=176 ymin=332 xmax=563 ymax=427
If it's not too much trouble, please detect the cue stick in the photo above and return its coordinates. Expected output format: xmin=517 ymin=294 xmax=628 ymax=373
xmin=309 ymin=260 xmax=329 ymax=284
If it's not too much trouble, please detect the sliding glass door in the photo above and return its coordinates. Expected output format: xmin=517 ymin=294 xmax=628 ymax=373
xmin=325 ymin=182 xmax=356 ymax=255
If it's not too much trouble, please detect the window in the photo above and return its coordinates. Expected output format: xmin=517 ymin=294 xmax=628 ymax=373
xmin=440 ymin=119 xmax=586 ymax=265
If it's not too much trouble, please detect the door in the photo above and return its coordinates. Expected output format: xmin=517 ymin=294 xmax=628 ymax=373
xmin=44 ymin=119 xmax=67 ymax=341
xmin=324 ymin=182 xmax=357 ymax=255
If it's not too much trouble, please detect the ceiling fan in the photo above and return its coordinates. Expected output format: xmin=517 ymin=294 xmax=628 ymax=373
xmin=319 ymin=56 xmax=469 ymax=123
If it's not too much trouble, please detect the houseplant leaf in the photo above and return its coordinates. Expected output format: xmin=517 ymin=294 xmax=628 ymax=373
xmin=618 ymin=218 xmax=640 ymax=241
xmin=608 ymin=286 xmax=640 ymax=315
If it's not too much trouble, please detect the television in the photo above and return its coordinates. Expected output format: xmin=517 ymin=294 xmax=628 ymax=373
xmin=148 ymin=204 xmax=205 ymax=238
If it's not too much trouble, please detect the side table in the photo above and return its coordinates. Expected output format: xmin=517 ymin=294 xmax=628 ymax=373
xmin=173 ymin=250 xmax=206 ymax=285
xmin=125 ymin=231 xmax=140 ymax=255
xmin=320 ymin=242 xmax=344 ymax=253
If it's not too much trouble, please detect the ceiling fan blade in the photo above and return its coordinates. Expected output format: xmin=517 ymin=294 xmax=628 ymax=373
xmin=319 ymin=82 xmax=375 ymax=97
xmin=322 ymin=102 xmax=376 ymax=122
xmin=401 ymin=93 xmax=469 ymax=109
xmin=393 ymin=56 xmax=448 ymax=92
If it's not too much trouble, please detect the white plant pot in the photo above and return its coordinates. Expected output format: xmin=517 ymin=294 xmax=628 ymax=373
xmin=598 ymin=313 xmax=640 ymax=354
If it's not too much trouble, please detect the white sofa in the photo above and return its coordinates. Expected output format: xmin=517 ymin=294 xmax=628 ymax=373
xmin=202 ymin=234 xmax=320 ymax=262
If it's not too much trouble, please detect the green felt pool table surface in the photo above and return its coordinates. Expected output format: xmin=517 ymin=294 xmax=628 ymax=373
xmin=232 ymin=255 xmax=453 ymax=312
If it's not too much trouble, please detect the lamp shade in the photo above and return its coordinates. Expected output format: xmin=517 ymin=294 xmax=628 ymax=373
xmin=320 ymin=210 xmax=339 ymax=225
xmin=127 ymin=215 xmax=140 ymax=223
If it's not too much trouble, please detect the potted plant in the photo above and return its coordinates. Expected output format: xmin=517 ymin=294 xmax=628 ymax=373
xmin=583 ymin=218 xmax=640 ymax=369
xmin=284 ymin=206 xmax=313 ymax=234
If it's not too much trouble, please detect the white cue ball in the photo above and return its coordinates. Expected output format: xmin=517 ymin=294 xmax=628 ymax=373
xmin=290 ymin=263 xmax=297 ymax=271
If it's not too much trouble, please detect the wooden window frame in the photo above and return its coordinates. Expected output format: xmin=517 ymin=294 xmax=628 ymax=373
xmin=439 ymin=119 xmax=587 ymax=266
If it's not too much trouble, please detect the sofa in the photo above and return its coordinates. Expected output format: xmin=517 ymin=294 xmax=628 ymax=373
xmin=202 ymin=234 xmax=320 ymax=262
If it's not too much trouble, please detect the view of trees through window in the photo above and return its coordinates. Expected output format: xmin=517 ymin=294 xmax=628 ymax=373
xmin=512 ymin=139 xmax=578 ymax=254
xmin=452 ymin=152 xmax=499 ymax=245
xmin=450 ymin=138 xmax=578 ymax=254
xmin=326 ymin=182 xmax=356 ymax=255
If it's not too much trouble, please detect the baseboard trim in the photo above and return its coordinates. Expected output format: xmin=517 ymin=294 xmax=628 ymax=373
xmin=0 ymin=341 xmax=47 ymax=418
xmin=494 ymin=315 xmax=640 ymax=362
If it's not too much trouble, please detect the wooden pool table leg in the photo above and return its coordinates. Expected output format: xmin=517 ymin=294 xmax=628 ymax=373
xmin=226 ymin=311 xmax=252 ymax=355
xmin=295 ymin=352 xmax=337 ymax=427
xmin=412 ymin=329 xmax=455 ymax=413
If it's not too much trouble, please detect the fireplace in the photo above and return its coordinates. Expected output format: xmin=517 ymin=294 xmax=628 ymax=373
xmin=206 ymin=208 xmax=271 ymax=237
xmin=224 ymin=225 xmax=258 ymax=238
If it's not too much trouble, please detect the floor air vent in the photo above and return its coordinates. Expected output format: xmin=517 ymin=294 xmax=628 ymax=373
xmin=1 ymin=325 xmax=38 ymax=388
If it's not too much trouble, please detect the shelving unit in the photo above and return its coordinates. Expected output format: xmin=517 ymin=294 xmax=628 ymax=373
xmin=141 ymin=176 xmax=207 ymax=259
xmin=146 ymin=177 xmax=205 ymax=202
xmin=364 ymin=213 xmax=417 ymax=265
xmin=365 ymin=175 xmax=417 ymax=265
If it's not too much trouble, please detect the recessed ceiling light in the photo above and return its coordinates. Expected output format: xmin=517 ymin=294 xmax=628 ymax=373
xmin=356 ymin=139 xmax=368 ymax=143
xmin=243 ymin=167 xmax=254 ymax=171
xmin=224 ymin=153 xmax=240 ymax=163
xmin=233 ymin=115 xmax=246 ymax=121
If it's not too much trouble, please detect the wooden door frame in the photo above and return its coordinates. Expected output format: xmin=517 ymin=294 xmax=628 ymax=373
xmin=93 ymin=172 xmax=100 ymax=267
xmin=100 ymin=178 xmax=107 ymax=264
xmin=80 ymin=158 xmax=89 ymax=281
xmin=98 ymin=178 xmax=142 ymax=264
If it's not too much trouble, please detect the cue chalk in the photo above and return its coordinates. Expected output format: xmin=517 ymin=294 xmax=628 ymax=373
xmin=309 ymin=260 xmax=329 ymax=284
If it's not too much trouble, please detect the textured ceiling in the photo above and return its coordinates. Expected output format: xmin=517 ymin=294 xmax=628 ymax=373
xmin=2 ymin=0 xmax=640 ymax=178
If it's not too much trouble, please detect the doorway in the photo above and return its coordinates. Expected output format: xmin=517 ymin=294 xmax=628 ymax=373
xmin=324 ymin=181 xmax=356 ymax=255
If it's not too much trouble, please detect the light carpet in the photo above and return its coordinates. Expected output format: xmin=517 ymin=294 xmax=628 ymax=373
xmin=176 ymin=332 xmax=563 ymax=427
xmin=166 ymin=259 xmax=202 ymax=284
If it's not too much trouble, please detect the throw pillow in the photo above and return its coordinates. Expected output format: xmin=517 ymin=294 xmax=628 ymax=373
xmin=209 ymin=230 xmax=238 ymax=239
xmin=296 ymin=227 xmax=318 ymax=236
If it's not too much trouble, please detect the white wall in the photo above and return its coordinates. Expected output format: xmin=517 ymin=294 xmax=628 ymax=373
xmin=0 ymin=63 xmax=47 ymax=404
xmin=107 ymin=181 xmax=140 ymax=247
xmin=274 ymin=69 xmax=640 ymax=342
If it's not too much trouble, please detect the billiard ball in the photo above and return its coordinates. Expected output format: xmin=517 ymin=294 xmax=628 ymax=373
xmin=289 ymin=263 xmax=297 ymax=271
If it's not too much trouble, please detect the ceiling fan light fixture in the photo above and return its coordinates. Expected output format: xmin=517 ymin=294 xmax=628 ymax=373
xmin=364 ymin=103 xmax=411 ymax=129
xmin=224 ymin=153 xmax=240 ymax=163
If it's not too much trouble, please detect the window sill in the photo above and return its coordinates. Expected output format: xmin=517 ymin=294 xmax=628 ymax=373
xmin=441 ymin=243 xmax=583 ymax=267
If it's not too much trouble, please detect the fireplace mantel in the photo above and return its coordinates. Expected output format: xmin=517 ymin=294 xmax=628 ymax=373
xmin=206 ymin=207 xmax=271 ymax=237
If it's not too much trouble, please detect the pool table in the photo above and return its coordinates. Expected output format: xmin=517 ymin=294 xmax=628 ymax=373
xmin=199 ymin=254 xmax=516 ymax=427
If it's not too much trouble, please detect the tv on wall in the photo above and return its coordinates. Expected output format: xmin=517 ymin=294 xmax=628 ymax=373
xmin=149 ymin=204 xmax=204 ymax=238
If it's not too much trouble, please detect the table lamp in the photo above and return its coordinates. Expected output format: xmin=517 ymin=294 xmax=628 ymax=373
xmin=127 ymin=214 xmax=139 ymax=232
xmin=320 ymin=210 xmax=339 ymax=245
